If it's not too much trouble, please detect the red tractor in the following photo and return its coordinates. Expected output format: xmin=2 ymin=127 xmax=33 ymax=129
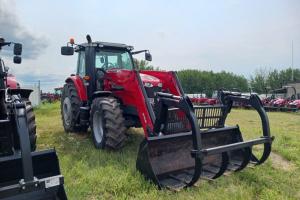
xmin=0 ymin=38 xmax=67 ymax=199
xmin=6 ymin=73 xmax=20 ymax=89
xmin=288 ymin=99 xmax=300 ymax=111
xmin=60 ymin=35 xmax=273 ymax=189
xmin=190 ymin=96 xmax=209 ymax=105
xmin=264 ymin=86 xmax=298 ymax=112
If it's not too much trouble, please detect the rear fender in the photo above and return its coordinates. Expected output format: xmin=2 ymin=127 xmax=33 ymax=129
xmin=8 ymin=88 xmax=33 ymax=99
xmin=65 ymin=76 xmax=87 ymax=101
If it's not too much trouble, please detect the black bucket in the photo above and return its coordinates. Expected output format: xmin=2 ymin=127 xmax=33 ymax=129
xmin=136 ymin=126 xmax=253 ymax=189
xmin=0 ymin=149 xmax=67 ymax=200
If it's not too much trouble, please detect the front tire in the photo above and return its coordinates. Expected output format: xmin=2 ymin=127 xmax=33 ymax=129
xmin=61 ymin=82 xmax=87 ymax=133
xmin=90 ymin=97 xmax=127 ymax=150
xmin=14 ymin=101 xmax=37 ymax=151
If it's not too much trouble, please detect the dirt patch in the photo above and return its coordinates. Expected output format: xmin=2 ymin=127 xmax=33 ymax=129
xmin=270 ymin=152 xmax=297 ymax=171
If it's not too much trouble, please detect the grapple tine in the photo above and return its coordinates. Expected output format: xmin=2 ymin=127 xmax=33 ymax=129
xmin=227 ymin=147 xmax=252 ymax=172
xmin=251 ymin=143 xmax=272 ymax=165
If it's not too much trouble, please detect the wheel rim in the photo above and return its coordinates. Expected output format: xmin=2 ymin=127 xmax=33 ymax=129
xmin=63 ymin=97 xmax=71 ymax=126
xmin=93 ymin=111 xmax=104 ymax=144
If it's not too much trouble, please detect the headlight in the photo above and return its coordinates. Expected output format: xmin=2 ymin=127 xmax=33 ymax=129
xmin=158 ymin=83 xmax=163 ymax=87
xmin=144 ymin=82 xmax=153 ymax=87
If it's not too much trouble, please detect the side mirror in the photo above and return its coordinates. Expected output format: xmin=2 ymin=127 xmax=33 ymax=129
xmin=61 ymin=46 xmax=74 ymax=55
xmin=145 ymin=52 xmax=152 ymax=61
xmin=14 ymin=43 xmax=22 ymax=55
xmin=13 ymin=56 xmax=22 ymax=64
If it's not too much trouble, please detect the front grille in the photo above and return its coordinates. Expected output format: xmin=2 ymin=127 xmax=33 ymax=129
xmin=145 ymin=86 xmax=162 ymax=98
xmin=164 ymin=105 xmax=227 ymax=134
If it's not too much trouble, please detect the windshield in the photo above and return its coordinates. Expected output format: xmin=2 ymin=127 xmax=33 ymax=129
xmin=95 ymin=49 xmax=133 ymax=70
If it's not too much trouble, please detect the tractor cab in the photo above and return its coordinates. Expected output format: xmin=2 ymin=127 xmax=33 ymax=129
xmin=62 ymin=36 xmax=161 ymax=101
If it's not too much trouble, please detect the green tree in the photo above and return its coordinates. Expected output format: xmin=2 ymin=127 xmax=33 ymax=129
xmin=177 ymin=69 xmax=248 ymax=97
xmin=133 ymin=58 xmax=159 ymax=70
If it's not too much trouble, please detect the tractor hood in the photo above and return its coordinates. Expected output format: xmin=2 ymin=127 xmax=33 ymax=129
xmin=273 ymin=98 xmax=285 ymax=105
xmin=139 ymin=73 xmax=162 ymax=87
xmin=6 ymin=74 xmax=19 ymax=89
xmin=289 ymin=100 xmax=300 ymax=106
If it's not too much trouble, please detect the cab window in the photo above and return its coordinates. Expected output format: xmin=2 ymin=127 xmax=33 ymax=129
xmin=77 ymin=51 xmax=85 ymax=76
xmin=95 ymin=49 xmax=133 ymax=70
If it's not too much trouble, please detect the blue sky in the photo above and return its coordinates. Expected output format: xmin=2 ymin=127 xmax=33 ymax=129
xmin=1 ymin=0 xmax=299 ymax=91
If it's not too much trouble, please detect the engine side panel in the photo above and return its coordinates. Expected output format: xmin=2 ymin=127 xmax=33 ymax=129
xmin=139 ymin=71 xmax=183 ymax=96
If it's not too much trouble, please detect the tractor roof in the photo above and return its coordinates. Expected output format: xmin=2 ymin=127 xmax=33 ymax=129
xmin=76 ymin=42 xmax=134 ymax=51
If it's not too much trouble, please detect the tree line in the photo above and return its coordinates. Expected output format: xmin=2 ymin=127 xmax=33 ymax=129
xmin=250 ymin=68 xmax=300 ymax=94
xmin=177 ymin=70 xmax=248 ymax=97
xmin=134 ymin=59 xmax=299 ymax=96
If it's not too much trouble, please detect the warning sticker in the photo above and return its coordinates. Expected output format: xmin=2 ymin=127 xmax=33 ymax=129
xmin=45 ymin=177 xmax=60 ymax=188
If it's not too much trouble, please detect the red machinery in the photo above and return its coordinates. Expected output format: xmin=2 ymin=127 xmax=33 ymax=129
xmin=190 ymin=96 xmax=209 ymax=105
xmin=6 ymin=74 xmax=20 ymax=89
xmin=60 ymin=35 xmax=273 ymax=189
xmin=264 ymin=86 xmax=298 ymax=112
xmin=287 ymin=99 xmax=300 ymax=110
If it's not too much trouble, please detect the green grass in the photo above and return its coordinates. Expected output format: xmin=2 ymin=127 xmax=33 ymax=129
xmin=35 ymin=103 xmax=300 ymax=200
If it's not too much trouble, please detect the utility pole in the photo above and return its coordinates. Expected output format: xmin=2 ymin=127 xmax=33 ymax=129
xmin=38 ymin=80 xmax=41 ymax=105
xmin=291 ymin=40 xmax=294 ymax=82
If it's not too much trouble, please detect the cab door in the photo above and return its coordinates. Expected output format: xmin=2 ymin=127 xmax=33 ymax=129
xmin=77 ymin=51 xmax=86 ymax=77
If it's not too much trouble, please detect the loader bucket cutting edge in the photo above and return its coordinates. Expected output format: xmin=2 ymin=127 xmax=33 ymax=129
xmin=136 ymin=92 xmax=273 ymax=190
xmin=0 ymin=149 xmax=67 ymax=200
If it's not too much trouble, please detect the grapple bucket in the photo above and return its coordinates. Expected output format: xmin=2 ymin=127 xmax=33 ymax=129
xmin=0 ymin=101 xmax=67 ymax=200
xmin=136 ymin=91 xmax=273 ymax=189
xmin=0 ymin=149 xmax=67 ymax=200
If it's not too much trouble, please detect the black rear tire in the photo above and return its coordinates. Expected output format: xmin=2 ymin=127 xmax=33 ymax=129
xmin=90 ymin=97 xmax=127 ymax=150
xmin=14 ymin=101 xmax=37 ymax=151
xmin=61 ymin=82 xmax=87 ymax=133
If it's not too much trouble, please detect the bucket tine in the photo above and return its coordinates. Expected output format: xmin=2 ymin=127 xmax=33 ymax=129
xmin=227 ymin=147 xmax=252 ymax=171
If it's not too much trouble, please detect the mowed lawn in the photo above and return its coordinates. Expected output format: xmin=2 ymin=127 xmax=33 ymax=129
xmin=35 ymin=103 xmax=300 ymax=200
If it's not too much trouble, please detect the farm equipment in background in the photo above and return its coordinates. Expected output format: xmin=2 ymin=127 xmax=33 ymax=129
xmin=60 ymin=35 xmax=273 ymax=189
xmin=188 ymin=94 xmax=208 ymax=105
xmin=263 ymin=86 xmax=298 ymax=112
xmin=41 ymin=88 xmax=62 ymax=104
xmin=188 ymin=94 xmax=219 ymax=106
xmin=54 ymin=87 xmax=63 ymax=101
xmin=0 ymin=38 xmax=67 ymax=199
xmin=205 ymin=97 xmax=218 ymax=105
xmin=41 ymin=92 xmax=56 ymax=103
xmin=287 ymin=99 xmax=300 ymax=110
